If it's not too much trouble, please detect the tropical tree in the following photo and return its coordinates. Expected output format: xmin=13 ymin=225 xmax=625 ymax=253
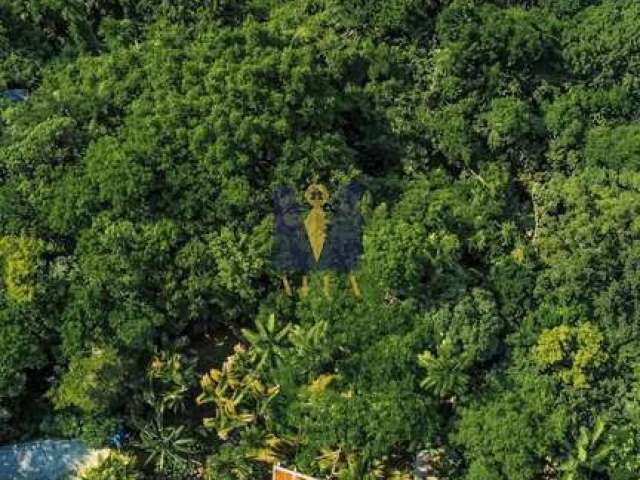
xmin=418 ymin=339 xmax=469 ymax=401
xmin=558 ymin=418 xmax=615 ymax=480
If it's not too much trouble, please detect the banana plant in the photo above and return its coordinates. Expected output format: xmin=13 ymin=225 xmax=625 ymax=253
xmin=241 ymin=313 xmax=291 ymax=370
xmin=316 ymin=447 xmax=345 ymax=476
xmin=368 ymin=457 xmax=413 ymax=480
xmin=239 ymin=426 xmax=294 ymax=464
xmin=145 ymin=351 xmax=196 ymax=415
xmin=558 ymin=418 xmax=615 ymax=480
xmin=288 ymin=320 xmax=329 ymax=355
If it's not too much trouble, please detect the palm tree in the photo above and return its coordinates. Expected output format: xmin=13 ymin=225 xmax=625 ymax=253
xmin=418 ymin=338 xmax=469 ymax=400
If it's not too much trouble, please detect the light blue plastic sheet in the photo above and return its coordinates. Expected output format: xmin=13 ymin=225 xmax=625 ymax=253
xmin=0 ymin=439 xmax=91 ymax=479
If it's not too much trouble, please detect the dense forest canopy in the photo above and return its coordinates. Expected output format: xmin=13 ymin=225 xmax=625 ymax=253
xmin=2 ymin=0 xmax=640 ymax=479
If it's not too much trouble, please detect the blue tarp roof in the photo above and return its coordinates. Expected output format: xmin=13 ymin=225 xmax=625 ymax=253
xmin=0 ymin=440 xmax=91 ymax=479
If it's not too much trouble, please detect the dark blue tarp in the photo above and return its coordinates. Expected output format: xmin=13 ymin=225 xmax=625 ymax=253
xmin=272 ymin=181 xmax=363 ymax=274
xmin=2 ymin=90 xmax=28 ymax=102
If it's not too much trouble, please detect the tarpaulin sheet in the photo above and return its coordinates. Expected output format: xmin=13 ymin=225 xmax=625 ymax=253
xmin=0 ymin=439 xmax=94 ymax=479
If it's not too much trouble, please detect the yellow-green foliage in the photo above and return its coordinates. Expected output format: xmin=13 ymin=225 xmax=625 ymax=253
xmin=78 ymin=451 xmax=139 ymax=480
xmin=533 ymin=322 xmax=606 ymax=389
xmin=197 ymin=343 xmax=280 ymax=441
xmin=50 ymin=347 xmax=124 ymax=414
xmin=0 ymin=236 xmax=44 ymax=303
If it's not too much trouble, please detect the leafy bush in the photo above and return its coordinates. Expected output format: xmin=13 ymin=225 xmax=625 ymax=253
xmin=50 ymin=347 xmax=125 ymax=414
xmin=79 ymin=451 xmax=140 ymax=480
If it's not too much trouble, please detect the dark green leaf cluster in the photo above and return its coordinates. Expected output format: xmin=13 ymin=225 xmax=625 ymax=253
xmin=2 ymin=0 xmax=640 ymax=478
